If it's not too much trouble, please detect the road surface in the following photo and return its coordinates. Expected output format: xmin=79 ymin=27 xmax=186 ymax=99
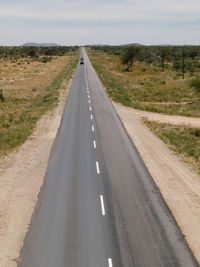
xmin=18 ymin=49 xmax=198 ymax=267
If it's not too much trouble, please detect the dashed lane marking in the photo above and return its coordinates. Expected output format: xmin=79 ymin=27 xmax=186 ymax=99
xmin=96 ymin=161 xmax=100 ymax=174
xmin=93 ymin=140 xmax=96 ymax=148
xmin=108 ymin=258 xmax=113 ymax=267
xmin=100 ymin=195 xmax=105 ymax=216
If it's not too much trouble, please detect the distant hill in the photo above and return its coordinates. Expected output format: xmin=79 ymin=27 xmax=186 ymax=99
xmin=120 ymin=43 xmax=143 ymax=47
xmin=22 ymin=43 xmax=61 ymax=47
xmin=86 ymin=44 xmax=109 ymax=47
xmin=87 ymin=43 xmax=144 ymax=47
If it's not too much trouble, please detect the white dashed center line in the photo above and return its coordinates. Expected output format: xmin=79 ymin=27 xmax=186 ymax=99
xmin=92 ymin=125 xmax=94 ymax=132
xmin=89 ymin=100 xmax=91 ymax=104
xmin=90 ymin=114 xmax=93 ymax=120
xmin=89 ymin=106 xmax=92 ymax=111
xmin=108 ymin=258 xmax=113 ymax=267
xmin=96 ymin=161 xmax=100 ymax=174
xmin=93 ymin=140 xmax=96 ymax=148
xmin=100 ymin=195 xmax=105 ymax=216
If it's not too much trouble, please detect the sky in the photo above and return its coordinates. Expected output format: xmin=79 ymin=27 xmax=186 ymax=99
xmin=0 ymin=0 xmax=200 ymax=46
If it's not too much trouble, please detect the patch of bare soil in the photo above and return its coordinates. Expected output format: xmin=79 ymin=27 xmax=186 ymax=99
xmin=133 ymin=100 xmax=200 ymax=105
xmin=0 ymin=79 xmax=72 ymax=267
xmin=126 ymin=105 xmax=200 ymax=128
xmin=113 ymin=102 xmax=200 ymax=264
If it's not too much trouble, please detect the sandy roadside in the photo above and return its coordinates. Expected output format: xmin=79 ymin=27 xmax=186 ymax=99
xmin=0 ymin=78 xmax=72 ymax=267
xmin=113 ymin=102 xmax=200 ymax=264
xmin=124 ymin=105 xmax=200 ymax=128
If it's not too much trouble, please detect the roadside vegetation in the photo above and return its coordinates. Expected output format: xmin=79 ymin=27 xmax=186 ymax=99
xmin=87 ymin=46 xmax=200 ymax=117
xmin=0 ymin=47 xmax=79 ymax=155
xmin=0 ymin=46 xmax=78 ymax=59
xmin=144 ymin=119 xmax=200 ymax=174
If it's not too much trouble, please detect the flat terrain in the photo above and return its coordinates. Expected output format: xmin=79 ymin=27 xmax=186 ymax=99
xmin=144 ymin=120 xmax=200 ymax=174
xmin=0 ymin=48 xmax=199 ymax=266
xmin=18 ymin=50 xmax=198 ymax=267
xmin=0 ymin=78 xmax=73 ymax=266
xmin=0 ymin=52 xmax=78 ymax=155
xmin=0 ymin=52 xmax=78 ymax=266
xmin=88 ymin=48 xmax=200 ymax=180
xmin=114 ymin=102 xmax=200 ymax=264
xmin=88 ymin=49 xmax=200 ymax=117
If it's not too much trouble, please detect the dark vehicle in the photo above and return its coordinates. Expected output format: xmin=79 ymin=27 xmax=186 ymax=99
xmin=80 ymin=57 xmax=84 ymax=64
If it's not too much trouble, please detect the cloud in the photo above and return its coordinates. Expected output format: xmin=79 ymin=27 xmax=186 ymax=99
xmin=1 ymin=0 xmax=200 ymax=22
xmin=0 ymin=0 xmax=200 ymax=45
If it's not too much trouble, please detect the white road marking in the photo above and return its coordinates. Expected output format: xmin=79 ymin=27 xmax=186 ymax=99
xmin=96 ymin=161 xmax=100 ymax=174
xmin=93 ymin=140 xmax=96 ymax=148
xmin=89 ymin=100 xmax=91 ymax=104
xmin=100 ymin=195 xmax=105 ymax=216
xmin=108 ymin=258 xmax=113 ymax=267
xmin=90 ymin=114 xmax=93 ymax=120
xmin=88 ymin=95 xmax=90 ymax=99
xmin=89 ymin=107 xmax=92 ymax=111
xmin=92 ymin=125 xmax=94 ymax=132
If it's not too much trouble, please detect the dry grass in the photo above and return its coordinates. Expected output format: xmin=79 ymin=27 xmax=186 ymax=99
xmin=88 ymin=49 xmax=200 ymax=116
xmin=0 ymin=56 xmax=70 ymax=99
xmin=0 ymin=51 xmax=79 ymax=155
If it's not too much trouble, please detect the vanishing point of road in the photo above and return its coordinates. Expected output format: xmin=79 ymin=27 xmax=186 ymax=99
xmin=18 ymin=49 xmax=198 ymax=267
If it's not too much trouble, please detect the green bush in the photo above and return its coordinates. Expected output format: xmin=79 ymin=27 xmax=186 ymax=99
xmin=40 ymin=56 xmax=52 ymax=63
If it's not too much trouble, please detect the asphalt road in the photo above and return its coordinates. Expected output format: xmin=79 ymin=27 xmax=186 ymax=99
xmin=18 ymin=49 xmax=198 ymax=267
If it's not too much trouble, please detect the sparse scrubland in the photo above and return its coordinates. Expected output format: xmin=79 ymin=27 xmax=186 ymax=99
xmin=87 ymin=46 xmax=200 ymax=173
xmin=0 ymin=47 xmax=79 ymax=155
xmin=87 ymin=46 xmax=200 ymax=117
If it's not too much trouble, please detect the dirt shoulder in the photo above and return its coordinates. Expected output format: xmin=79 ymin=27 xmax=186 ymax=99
xmin=0 ymin=79 xmax=72 ymax=267
xmin=113 ymin=102 xmax=200 ymax=264
xmin=120 ymin=104 xmax=200 ymax=128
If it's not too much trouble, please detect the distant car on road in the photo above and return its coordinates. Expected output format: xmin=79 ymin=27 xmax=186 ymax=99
xmin=80 ymin=57 xmax=84 ymax=65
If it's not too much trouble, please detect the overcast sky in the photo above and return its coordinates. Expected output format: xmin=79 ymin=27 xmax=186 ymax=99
xmin=0 ymin=0 xmax=200 ymax=45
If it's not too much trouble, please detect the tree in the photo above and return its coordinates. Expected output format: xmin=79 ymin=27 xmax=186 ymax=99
xmin=121 ymin=47 xmax=140 ymax=71
xmin=27 ymin=48 xmax=37 ymax=58
xmin=145 ymin=53 xmax=154 ymax=68
xmin=182 ymin=48 xmax=185 ymax=79
xmin=189 ymin=48 xmax=198 ymax=60
xmin=158 ymin=48 xmax=168 ymax=72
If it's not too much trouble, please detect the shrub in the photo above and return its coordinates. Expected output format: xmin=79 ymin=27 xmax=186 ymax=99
xmin=40 ymin=56 xmax=52 ymax=63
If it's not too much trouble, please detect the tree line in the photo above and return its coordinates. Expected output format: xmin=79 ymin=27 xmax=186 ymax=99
xmin=0 ymin=46 xmax=79 ymax=60
xmin=90 ymin=45 xmax=200 ymax=78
